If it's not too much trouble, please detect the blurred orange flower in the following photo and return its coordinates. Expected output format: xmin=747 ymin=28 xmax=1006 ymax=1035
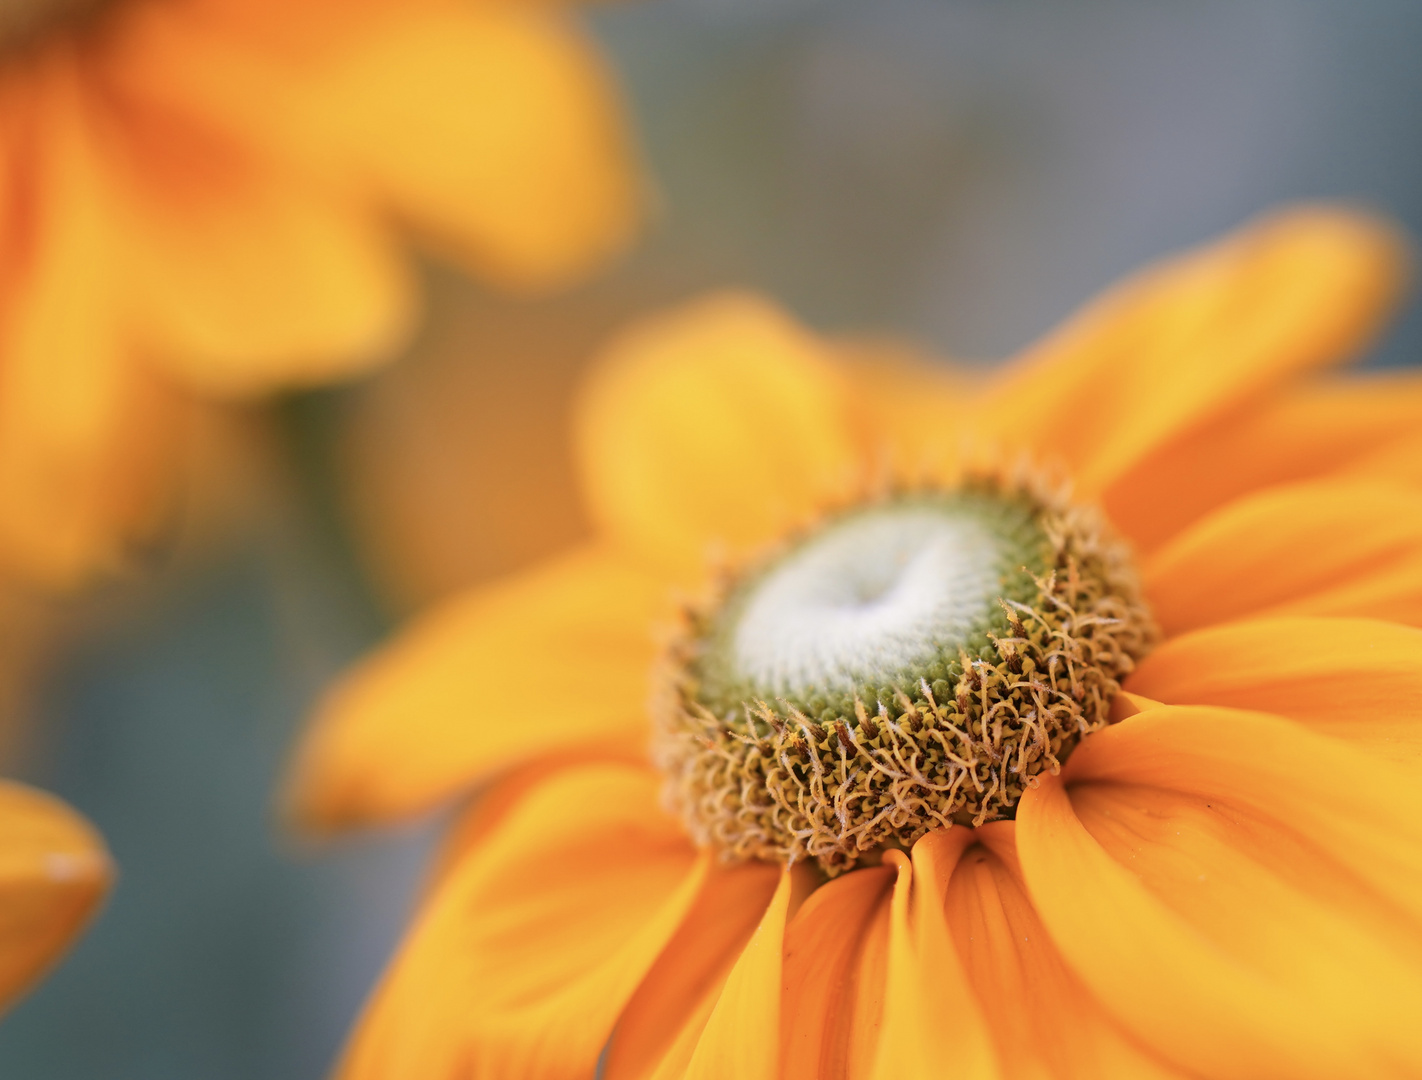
xmin=0 ymin=0 xmax=639 ymax=588
xmin=289 ymin=207 xmax=1422 ymax=1079
xmin=0 ymin=781 xmax=109 ymax=1015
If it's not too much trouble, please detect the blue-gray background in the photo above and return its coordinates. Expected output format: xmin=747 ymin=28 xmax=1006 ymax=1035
xmin=4 ymin=1 xmax=1421 ymax=1076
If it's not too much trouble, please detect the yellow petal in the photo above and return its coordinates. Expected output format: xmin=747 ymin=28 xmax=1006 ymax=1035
xmin=575 ymin=293 xmax=861 ymax=575
xmin=0 ymin=781 xmax=112 ymax=1014
xmin=1104 ymin=370 xmax=1422 ymax=554
xmin=977 ymin=205 xmax=1407 ymax=494
xmin=298 ymin=5 xmax=639 ymax=291
xmin=337 ymin=763 xmax=703 ymax=1080
xmin=1016 ymin=706 xmax=1422 ymax=1079
xmin=286 ymin=546 xmax=664 ymax=830
xmin=1143 ymin=480 xmax=1422 ymax=635
xmin=780 ymin=864 xmax=895 ymax=1080
xmin=1126 ymin=615 xmax=1422 ymax=768
xmin=871 ymin=839 xmax=999 ymax=1080
xmin=603 ymin=861 xmax=783 ymax=1080
xmin=0 ymin=56 xmax=180 ymax=588
xmin=681 ymin=867 xmax=795 ymax=1080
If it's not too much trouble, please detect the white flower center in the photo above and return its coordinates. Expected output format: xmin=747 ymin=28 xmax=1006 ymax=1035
xmin=729 ymin=506 xmax=1003 ymax=698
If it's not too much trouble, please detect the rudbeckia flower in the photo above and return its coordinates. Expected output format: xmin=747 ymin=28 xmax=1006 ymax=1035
xmin=288 ymin=205 xmax=1422 ymax=1079
xmin=0 ymin=781 xmax=109 ymax=1014
xmin=0 ymin=0 xmax=638 ymax=588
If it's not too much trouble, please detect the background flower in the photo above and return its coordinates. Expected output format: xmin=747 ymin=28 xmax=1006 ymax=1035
xmin=0 ymin=0 xmax=640 ymax=589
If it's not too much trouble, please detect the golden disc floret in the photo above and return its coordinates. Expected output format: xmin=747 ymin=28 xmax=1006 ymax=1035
xmin=652 ymin=468 xmax=1156 ymax=875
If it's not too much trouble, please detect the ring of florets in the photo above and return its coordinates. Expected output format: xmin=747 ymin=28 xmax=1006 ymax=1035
xmin=650 ymin=465 xmax=1157 ymax=876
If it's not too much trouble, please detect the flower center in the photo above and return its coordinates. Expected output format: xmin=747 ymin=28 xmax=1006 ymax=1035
xmin=652 ymin=470 xmax=1156 ymax=875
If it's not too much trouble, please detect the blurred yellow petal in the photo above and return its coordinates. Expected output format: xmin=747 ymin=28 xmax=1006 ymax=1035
xmin=120 ymin=168 xmax=414 ymax=397
xmin=977 ymin=205 xmax=1407 ymax=494
xmin=575 ymin=292 xmax=861 ymax=575
xmin=287 ymin=545 xmax=664 ymax=830
xmin=97 ymin=5 xmax=412 ymax=392
xmin=0 ymin=781 xmax=111 ymax=1014
xmin=1126 ymin=616 xmax=1422 ymax=767
xmin=1104 ymin=370 xmax=1422 ymax=553
xmin=298 ymin=4 xmax=639 ymax=291
xmin=832 ymin=337 xmax=980 ymax=477
xmin=1017 ymin=707 xmax=1422 ymax=1079
xmin=338 ymin=763 xmax=702 ymax=1080
xmin=1143 ymin=480 xmax=1422 ymax=634
xmin=119 ymin=0 xmax=637 ymax=293
xmin=0 ymin=58 xmax=180 ymax=588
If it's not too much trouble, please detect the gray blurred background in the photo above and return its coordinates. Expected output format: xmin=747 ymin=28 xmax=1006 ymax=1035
xmin=4 ymin=0 xmax=1421 ymax=1076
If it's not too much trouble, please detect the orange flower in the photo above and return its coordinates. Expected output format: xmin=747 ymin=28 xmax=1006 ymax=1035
xmin=288 ymin=206 xmax=1422 ymax=1079
xmin=0 ymin=0 xmax=639 ymax=588
xmin=0 ymin=781 xmax=110 ymax=1015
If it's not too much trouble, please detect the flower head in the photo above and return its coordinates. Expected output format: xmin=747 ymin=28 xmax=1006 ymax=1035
xmin=288 ymin=205 xmax=1422 ymax=1079
xmin=0 ymin=0 xmax=639 ymax=587
xmin=655 ymin=468 xmax=1156 ymax=872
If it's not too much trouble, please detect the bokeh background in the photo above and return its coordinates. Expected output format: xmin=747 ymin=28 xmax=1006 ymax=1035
xmin=4 ymin=0 xmax=1422 ymax=1075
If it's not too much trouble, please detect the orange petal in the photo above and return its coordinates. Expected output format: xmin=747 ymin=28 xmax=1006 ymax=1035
xmin=780 ymin=864 xmax=895 ymax=1080
xmin=575 ymin=293 xmax=861 ymax=576
xmin=680 ymin=868 xmax=797 ymax=1080
xmin=1143 ymin=479 xmax=1422 ymax=635
xmin=285 ymin=545 xmax=665 ymax=830
xmin=1105 ymin=369 xmax=1422 ymax=554
xmin=0 ymin=56 xmax=180 ymax=588
xmin=117 ymin=0 xmax=407 ymax=65
xmin=1016 ymin=706 xmax=1422 ymax=1079
xmin=422 ymin=755 xmax=602 ymax=895
xmin=941 ymin=825 xmax=1186 ymax=1079
xmin=1125 ymin=616 xmax=1422 ymax=767
xmin=297 ymin=5 xmax=639 ymax=291
xmin=870 ymin=838 xmax=999 ymax=1080
xmin=1337 ymin=427 xmax=1422 ymax=489
xmin=0 ymin=781 xmax=112 ymax=1014
xmin=336 ymin=762 xmax=703 ymax=1080
xmin=603 ymin=861 xmax=783 ymax=1080
xmin=977 ymin=205 xmax=1407 ymax=494
xmin=1109 ymin=690 xmax=1162 ymax=722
